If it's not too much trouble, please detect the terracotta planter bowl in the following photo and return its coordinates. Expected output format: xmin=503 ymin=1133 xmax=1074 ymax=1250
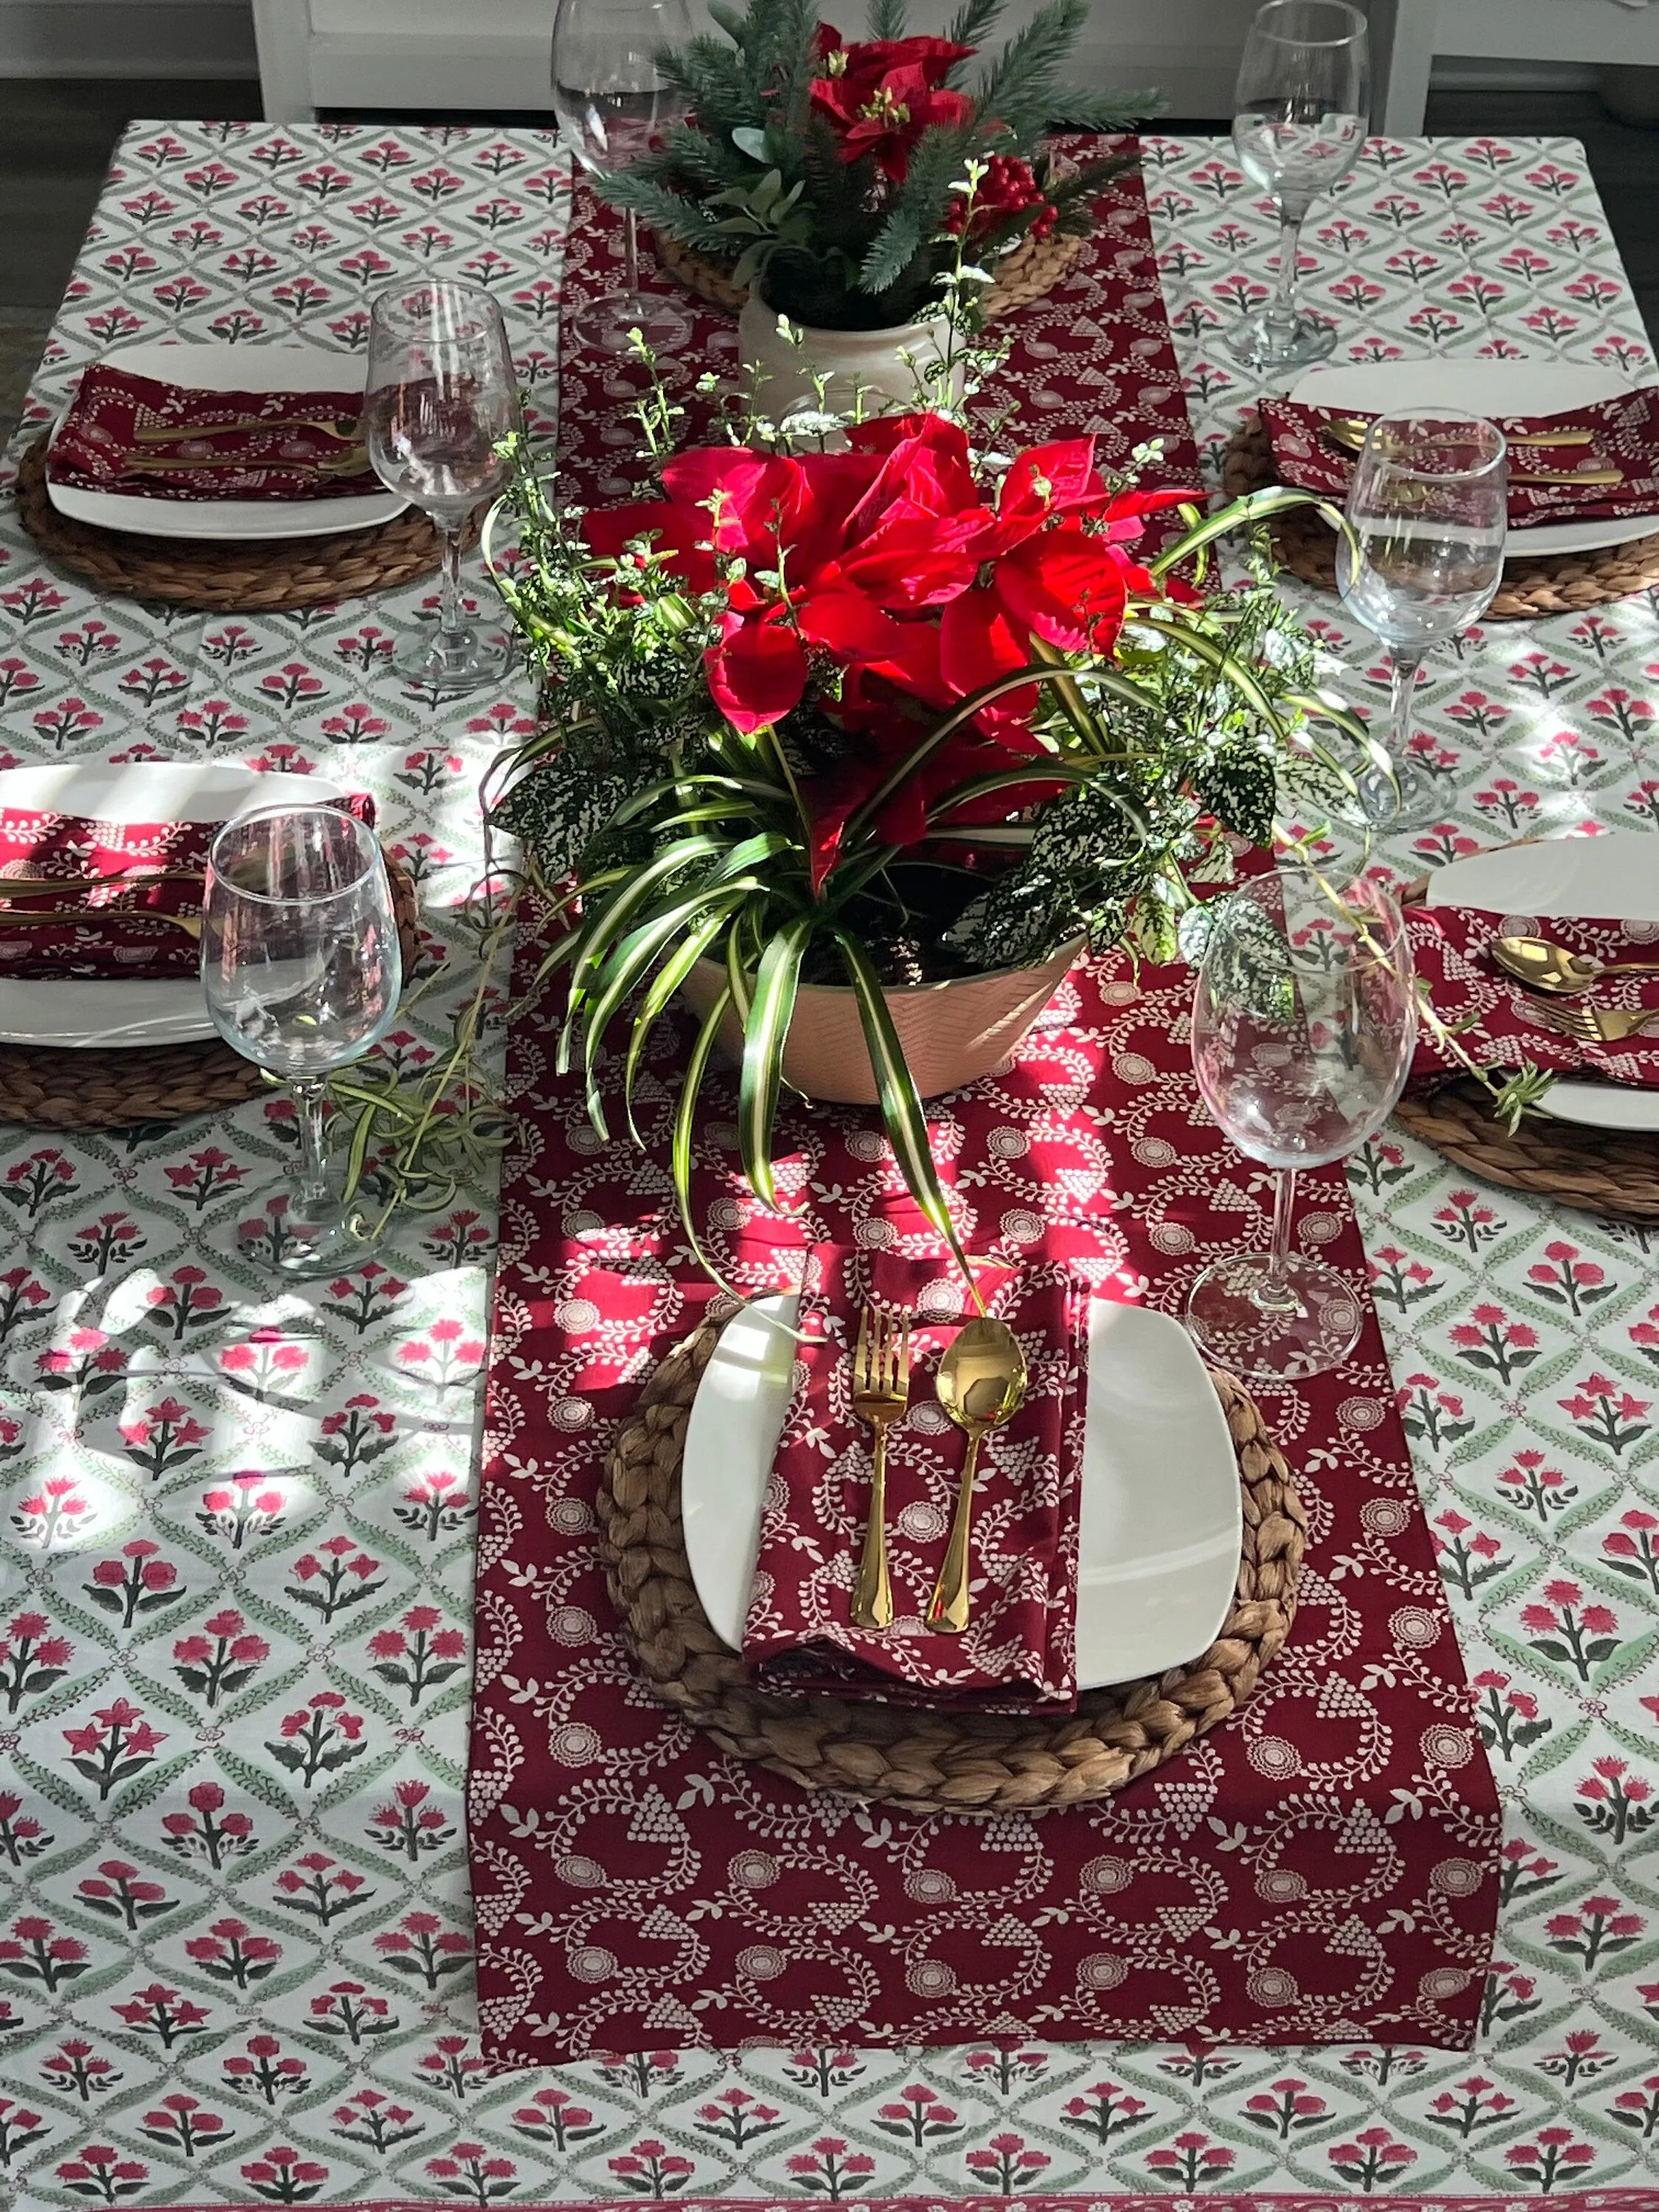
xmin=678 ymin=941 xmax=1081 ymax=1105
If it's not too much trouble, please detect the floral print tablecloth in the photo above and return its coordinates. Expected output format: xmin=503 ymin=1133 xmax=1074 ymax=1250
xmin=0 ymin=119 xmax=1655 ymax=2208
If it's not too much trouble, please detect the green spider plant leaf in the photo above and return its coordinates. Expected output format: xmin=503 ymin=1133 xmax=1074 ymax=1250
xmin=738 ymin=913 xmax=816 ymax=1207
xmin=830 ymin=925 xmax=980 ymax=1304
xmin=1148 ymin=485 xmax=1352 ymax=580
xmin=565 ymin=832 xmax=724 ymax=1020
xmin=623 ymin=896 xmax=745 ymax=1144
xmin=672 ymin=981 xmax=745 ymax=1299
xmin=582 ymin=898 xmax=732 ymax=1141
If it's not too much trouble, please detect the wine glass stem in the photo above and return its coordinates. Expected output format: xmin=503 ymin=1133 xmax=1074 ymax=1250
xmin=1390 ymin=648 xmax=1426 ymax=774
xmin=1256 ymin=1167 xmax=1301 ymax=1313
xmin=291 ymin=1077 xmax=333 ymax=1220
xmin=1269 ymin=202 xmax=1307 ymax=334
xmin=623 ymin=207 xmax=641 ymax=296
xmin=437 ymin=522 xmax=467 ymax=644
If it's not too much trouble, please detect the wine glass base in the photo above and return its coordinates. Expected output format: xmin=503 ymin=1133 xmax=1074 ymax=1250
xmin=272 ymin=1208 xmax=366 ymax=1282
xmin=1186 ymin=1251 xmax=1364 ymax=1383
xmin=393 ymin=624 xmax=504 ymax=697
xmin=1360 ymin=762 xmax=1444 ymax=834
xmin=571 ymin=290 xmax=692 ymax=358
xmin=1225 ymin=306 xmax=1338 ymax=378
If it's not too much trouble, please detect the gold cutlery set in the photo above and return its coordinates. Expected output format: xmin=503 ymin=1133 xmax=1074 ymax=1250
xmin=848 ymin=1303 xmax=1028 ymax=1636
xmin=0 ymin=867 xmax=204 ymax=939
xmin=1490 ymin=931 xmax=1659 ymax=1046
xmin=1321 ymin=414 xmax=1623 ymax=490
xmin=122 ymin=414 xmax=368 ymax=477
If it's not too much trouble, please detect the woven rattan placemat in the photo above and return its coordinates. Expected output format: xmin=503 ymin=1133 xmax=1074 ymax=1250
xmin=14 ymin=435 xmax=457 ymax=613
xmin=0 ymin=858 xmax=420 ymax=1130
xmin=597 ymin=1313 xmax=1305 ymax=1818
xmin=1222 ymin=414 xmax=1659 ymax=619
xmin=1396 ymin=1082 xmax=1659 ymax=1222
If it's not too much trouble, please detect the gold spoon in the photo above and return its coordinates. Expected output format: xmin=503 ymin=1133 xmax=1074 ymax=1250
xmin=1325 ymin=412 xmax=1596 ymax=451
xmin=926 ymin=1315 xmax=1028 ymax=1635
xmin=1492 ymin=933 xmax=1659 ymax=996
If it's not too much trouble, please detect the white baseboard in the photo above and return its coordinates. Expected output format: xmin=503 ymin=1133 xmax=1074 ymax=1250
xmin=0 ymin=0 xmax=259 ymax=79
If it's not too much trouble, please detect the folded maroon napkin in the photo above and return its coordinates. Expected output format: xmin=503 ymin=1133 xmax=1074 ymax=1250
xmin=741 ymin=1245 xmax=1088 ymax=1713
xmin=1261 ymin=388 xmax=1659 ymax=529
xmin=0 ymin=793 xmax=377 ymax=980
xmin=1406 ymin=900 xmax=1659 ymax=1091
xmin=47 ymin=364 xmax=377 ymax=501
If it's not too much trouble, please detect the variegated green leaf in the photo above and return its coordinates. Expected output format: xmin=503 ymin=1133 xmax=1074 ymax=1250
xmin=737 ymin=914 xmax=817 ymax=1206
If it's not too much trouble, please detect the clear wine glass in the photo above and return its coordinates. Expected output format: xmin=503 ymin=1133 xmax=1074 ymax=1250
xmin=1338 ymin=410 xmax=1508 ymax=832
xmin=202 ymin=805 xmax=403 ymax=1281
xmin=1228 ymin=0 xmax=1369 ymax=378
xmin=552 ymin=0 xmax=694 ymax=358
xmin=1186 ymin=866 xmax=1416 ymax=1382
xmin=364 ymin=279 xmax=518 ymax=695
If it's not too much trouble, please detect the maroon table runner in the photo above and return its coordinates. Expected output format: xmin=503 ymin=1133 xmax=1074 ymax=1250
xmin=467 ymin=153 xmax=1499 ymax=2067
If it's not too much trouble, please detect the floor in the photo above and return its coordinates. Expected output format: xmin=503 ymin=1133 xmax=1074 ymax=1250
xmin=0 ymin=79 xmax=1655 ymax=444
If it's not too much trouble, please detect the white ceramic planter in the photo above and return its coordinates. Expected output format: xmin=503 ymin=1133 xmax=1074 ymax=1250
xmin=736 ymin=291 xmax=959 ymax=422
xmin=679 ymin=939 xmax=1082 ymax=1107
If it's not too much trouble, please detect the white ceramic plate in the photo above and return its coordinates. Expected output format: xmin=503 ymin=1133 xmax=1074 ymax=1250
xmin=1290 ymin=359 xmax=1651 ymax=560
xmin=0 ymin=760 xmax=346 ymax=1048
xmin=1428 ymin=830 xmax=1659 ymax=1133
xmin=46 ymin=343 xmax=406 ymax=542
xmin=682 ymin=1293 xmax=1243 ymax=1690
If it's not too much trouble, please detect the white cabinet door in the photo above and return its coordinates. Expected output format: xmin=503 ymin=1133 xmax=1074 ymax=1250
xmin=279 ymin=0 xmax=1268 ymax=119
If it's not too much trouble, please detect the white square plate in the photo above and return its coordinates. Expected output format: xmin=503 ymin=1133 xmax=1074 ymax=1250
xmin=46 ymin=342 xmax=406 ymax=542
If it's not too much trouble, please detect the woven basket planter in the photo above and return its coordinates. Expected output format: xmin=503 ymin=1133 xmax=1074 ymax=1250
xmin=654 ymin=224 xmax=1085 ymax=324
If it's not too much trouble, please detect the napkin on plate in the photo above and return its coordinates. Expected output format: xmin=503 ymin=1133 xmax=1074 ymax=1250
xmin=1259 ymin=389 xmax=1659 ymax=529
xmin=1406 ymin=900 xmax=1659 ymax=1091
xmin=0 ymin=793 xmax=378 ymax=981
xmin=740 ymin=1245 xmax=1089 ymax=1713
xmin=46 ymin=365 xmax=378 ymax=502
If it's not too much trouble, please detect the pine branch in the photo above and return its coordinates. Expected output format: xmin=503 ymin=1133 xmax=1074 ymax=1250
xmin=595 ymin=170 xmax=736 ymax=254
xmin=860 ymin=208 xmax=923 ymax=294
xmin=968 ymin=0 xmax=1091 ymax=147
xmin=1049 ymin=86 xmax=1168 ymax=129
xmin=658 ymin=35 xmax=768 ymax=136
xmin=943 ymin=0 xmax=1003 ymax=55
xmin=868 ymin=0 xmax=909 ymax=33
xmin=636 ymin=123 xmax=755 ymax=195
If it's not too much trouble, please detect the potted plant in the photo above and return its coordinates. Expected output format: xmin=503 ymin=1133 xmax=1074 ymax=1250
xmin=596 ymin=0 xmax=1163 ymax=414
xmin=484 ymin=349 xmax=1373 ymax=1281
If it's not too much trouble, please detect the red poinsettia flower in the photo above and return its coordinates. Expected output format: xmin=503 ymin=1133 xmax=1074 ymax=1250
xmin=578 ymin=414 xmax=1200 ymax=888
xmin=810 ymin=38 xmax=974 ymax=181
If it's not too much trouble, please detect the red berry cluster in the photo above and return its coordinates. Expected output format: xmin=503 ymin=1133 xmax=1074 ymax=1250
xmin=945 ymin=154 xmax=1057 ymax=241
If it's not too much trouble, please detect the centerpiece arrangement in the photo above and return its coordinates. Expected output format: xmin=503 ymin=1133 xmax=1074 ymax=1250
xmin=483 ymin=316 xmax=1379 ymax=1279
xmin=597 ymin=0 xmax=1162 ymax=412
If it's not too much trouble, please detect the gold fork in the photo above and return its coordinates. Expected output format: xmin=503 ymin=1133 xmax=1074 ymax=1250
xmin=0 ymin=906 xmax=201 ymax=939
xmin=131 ymin=414 xmax=362 ymax=444
xmin=0 ymin=869 xmax=204 ymax=894
xmin=1534 ymin=1001 xmax=1659 ymax=1046
xmin=121 ymin=447 xmax=369 ymax=476
xmin=849 ymin=1303 xmax=911 ymax=1632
